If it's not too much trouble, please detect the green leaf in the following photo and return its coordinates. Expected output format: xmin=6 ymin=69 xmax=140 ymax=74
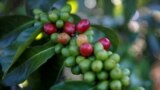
xmin=91 ymin=25 xmax=119 ymax=52
xmin=50 ymin=81 xmax=95 ymax=90
xmin=0 ymin=15 xmax=33 ymax=39
xmin=25 ymin=0 xmax=59 ymax=15
xmin=0 ymin=24 xmax=42 ymax=74
xmin=71 ymin=14 xmax=81 ymax=24
xmin=28 ymin=55 xmax=64 ymax=90
xmin=123 ymin=0 xmax=137 ymax=23
xmin=0 ymin=20 xmax=34 ymax=48
xmin=2 ymin=46 xmax=55 ymax=86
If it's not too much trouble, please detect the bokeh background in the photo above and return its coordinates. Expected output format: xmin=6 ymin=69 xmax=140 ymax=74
xmin=0 ymin=0 xmax=160 ymax=90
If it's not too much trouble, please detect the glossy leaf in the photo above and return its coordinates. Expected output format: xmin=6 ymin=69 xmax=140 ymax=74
xmin=0 ymin=24 xmax=42 ymax=74
xmin=0 ymin=20 xmax=34 ymax=49
xmin=91 ymin=25 xmax=119 ymax=52
xmin=0 ymin=15 xmax=33 ymax=39
xmin=50 ymin=81 xmax=95 ymax=90
xmin=123 ymin=0 xmax=136 ymax=23
xmin=71 ymin=14 xmax=81 ymax=24
xmin=25 ymin=0 xmax=59 ymax=15
xmin=2 ymin=46 xmax=55 ymax=86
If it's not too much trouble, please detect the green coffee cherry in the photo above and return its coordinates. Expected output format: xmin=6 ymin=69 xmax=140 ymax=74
xmin=96 ymin=50 xmax=109 ymax=61
xmin=68 ymin=45 xmax=79 ymax=56
xmin=94 ymin=42 xmax=104 ymax=54
xmin=64 ymin=56 xmax=76 ymax=67
xmin=110 ymin=67 xmax=123 ymax=80
xmin=97 ymin=81 xmax=109 ymax=90
xmin=79 ymin=59 xmax=91 ymax=73
xmin=34 ymin=21 xmax=42 ymax=27
xmin=83 ymin=72 xmax=95 ymax=83
xmin=104 ymin=59 xmax=116 ymax=70
xmin=61 ymin=4 xmax=71 ymax=13
xmin=70 ymin=38 xmax=77 ymax=46
xmin=61 ymin=47 xmax=70 ymax=57
xmin=121 ymin=76 xmax=130 ymax=86
xmin=51 ymin=33 xmax=58 ymax=43
xmin=68 ymin=16 xmax=74 ymax=23
xmin=55 ymin=44 xmax=63 ymax=54
xmin=88 ymin=35 xmax=94 ymax=43
xmin=110 ymin=80 xmax=122 ymax=90
xmin=56 ymin=20 xmax=64 ymax=28
xmin=33 ymin=8 xmax=43 ymax=15
xmin=60 ymin=12 xmax=69 ymax=21
xmin=110 ymin=53 xmax=120 ymax=63
xmin=76 ymin=56 xmax=85 ymax=64
xmin=97 ymin=71 xmax=108 ymax=81
xmin=134 ymin=87 xmax=145 ymax=90
xmin=40 ymin=13 xmax=49 ymax=23
xmin=91 ymin=60 xmax=103 ymax=73
xmin=122 ymin=68 xmax=130 ymax=76
xmin=88 ymin=56 xmax=95 ymax=61
xmin=48 ymin=11 xmax=58 ymax=22
xmin=84 ymin=29 xmax=94 ymax=36
xmin=71 ymin=65 xmax=81 ymax=75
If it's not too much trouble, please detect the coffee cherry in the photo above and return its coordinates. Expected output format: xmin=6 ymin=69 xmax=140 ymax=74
xmin=83 ymin=72 xmax=95 ymax=83
xmin=94 ymin=42 xmax=104 ymax=54
xmin=69 ymin=38 xmax=77 ymax=45
xmin=110 ymin=80 xmax=122 ymax=90
xmin=76 ymin=19 xmax=90 ymax=33
xmin=88 ymin=56 xmax=95 ymax=61
xmin=96 ymin=50 xmax=109 ymax=61
xmin=79 ymin=59 xmax=91 ymax=73
xmin=110 ymin=67 xmax=123 ymax=80
xmin=80 ymin=43 xmax=93 ymax=57
xmin=64 ymin=56 xmax=76 ymax=67
xmin=40 ymin=13 xmax=50 ymax=24
xmin=84 ymin=29 xmax=94 ymax=36
xmin=121 ymin=76 xmax=130 ymax=86
xmin=134 ymin=87 xmax=145 ymax=90
xmin=33 ymin=8 xmax=43 ymax=15
xmin=71 ymin=65 xmax=81 ymax=75
xmin=55 ymin=44 xmax=63 ymax=54
xmin=57 ymin=32 xmax=70 ymax=44
xmin=56 ymin=20 xmax=64 ymax=28
xmin=68 ymin=45 xmax=79 ymax=56
xmin=91 ymin=60 xmax=103 ymax=73
xmin=122 ymin=68 xmax=130 ymax=76
xmin=51 ymin=33 xmax=58 ymax=43
xmin=61 ymin=47 xmax=70 ymax=57
xmin=99 ymin=38 xmax=111 ymax=50
xmin=77 ymin=34 xmax=88 ymax=46
xmin=87 ymin=35 xmax=94 ymax=43
xmin=110 ymin=53 xmax=120 ymax=63
xmin=61 ymin=4 xmax=71 ymax=13
xmin=43 ymin=23 xmax=57 ymax=35
xmin=97 ymin=81 xmax=109 ymax=90
xmin=60 ymin=12 xmax=69 ymax=21
xmin=104 ymin=59 xmax=116 ymax=70
xmin=76 ymin=56 xmax=85 ymax=64
xmin=48 ymin=11 xmax=58 ymax=22
xmin=63 ymin=22 xmax=75 ymax=36
xmin=97 ymin=71 xmax=108 ymax=81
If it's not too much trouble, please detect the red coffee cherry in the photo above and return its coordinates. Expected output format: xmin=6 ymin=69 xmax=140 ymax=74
xmin=80 ymin=43 xmax=93 ymax=57
xmin=63 ymin=21 xmax=75 ymax=36
xmin=76 ymin=19 xmax=90 ymax=33
xmin=99 ymin=38 xmax=111 ymax=50
xmin=43 ymin=23 xmax=57 ymax=35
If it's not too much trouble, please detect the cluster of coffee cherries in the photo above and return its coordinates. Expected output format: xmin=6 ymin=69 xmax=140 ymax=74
xmin=33 ymin=4 xmax=145 ymax=90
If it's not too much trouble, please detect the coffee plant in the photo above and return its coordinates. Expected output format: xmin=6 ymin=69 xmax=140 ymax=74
xmin=0 ymin=2 xmax=146 ymax=90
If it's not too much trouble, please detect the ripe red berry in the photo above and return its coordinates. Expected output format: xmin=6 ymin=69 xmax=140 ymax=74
xmin=80 ymin=43 xmax=93 ymax=57
xmin=43 ymin=23 xmax=57 ymax=35
xmin=57 ymin=32 xmax=70 ymax=44
xmin=63 ymin=22 xmax=75 ymax=36
xmin=99 ymin=38 xmax=111 ymax=50
xmin=76 ymin=19 xmax=90 ymax=33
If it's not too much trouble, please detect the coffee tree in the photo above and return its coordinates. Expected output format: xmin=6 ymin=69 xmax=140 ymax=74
xmin=0 ymin=1 xmax=146 ymax=90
